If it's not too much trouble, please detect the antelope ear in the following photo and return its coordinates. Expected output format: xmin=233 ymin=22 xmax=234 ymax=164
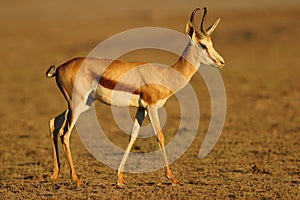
xmin=206 ymin=18 xmax=221 ymax=35
xmin=186 ymin=21 xmax=194 ymax=38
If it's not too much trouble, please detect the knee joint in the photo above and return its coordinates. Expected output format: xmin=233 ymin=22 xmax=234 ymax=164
xmin=156 ymin=132 xmax=164 ymax=144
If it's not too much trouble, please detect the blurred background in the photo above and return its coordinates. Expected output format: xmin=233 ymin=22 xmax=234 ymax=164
xmin=0 ymin=0 xmax=300 ymax=199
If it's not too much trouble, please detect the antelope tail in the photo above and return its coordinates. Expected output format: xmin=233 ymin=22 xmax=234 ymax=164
xmin=46 ymin=65 xmax=56 ymax=78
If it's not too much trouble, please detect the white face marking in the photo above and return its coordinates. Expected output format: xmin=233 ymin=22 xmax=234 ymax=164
xmin=197 ymin=37 xmax=225 ymax=68
xmin=198 ymin=46 xmax=216 ymax=67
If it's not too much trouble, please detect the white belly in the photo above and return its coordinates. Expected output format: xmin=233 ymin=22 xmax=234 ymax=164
xmin=95 ymin=86 xmax=144 ymax=108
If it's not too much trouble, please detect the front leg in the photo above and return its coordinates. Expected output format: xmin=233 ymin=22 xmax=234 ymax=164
xmin=118 ymin=108 xmax=146 ymax=186
xmin=147 ymin=105 xmax=179 ymax=185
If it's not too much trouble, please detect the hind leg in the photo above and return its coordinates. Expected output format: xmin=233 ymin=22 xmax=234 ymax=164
xmin=59 ymin=108 xmax=82 ymax=186
xmin=60 ymin=102 xmax=92 ymax=186
xmin=49 ymin=110 xmax=68 ymax=181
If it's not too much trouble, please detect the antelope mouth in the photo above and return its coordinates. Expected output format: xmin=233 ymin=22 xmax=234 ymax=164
xmin=217 ymin=61 xmax=225 ymax=69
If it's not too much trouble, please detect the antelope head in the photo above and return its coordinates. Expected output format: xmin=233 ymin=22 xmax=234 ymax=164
xmin=186 ymin=7 xmax=225 ymax=68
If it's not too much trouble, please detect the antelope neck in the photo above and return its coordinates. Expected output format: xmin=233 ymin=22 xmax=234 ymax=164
xmin=171 ymin=41 xmax=200 ymax=82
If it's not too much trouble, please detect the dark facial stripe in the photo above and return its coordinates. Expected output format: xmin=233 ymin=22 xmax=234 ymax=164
xmin=205 ymin=48 xmax=218 ymax=65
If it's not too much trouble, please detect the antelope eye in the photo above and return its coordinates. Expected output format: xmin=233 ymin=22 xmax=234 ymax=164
xmin=199 ymin=43 xmax=206 ymax=49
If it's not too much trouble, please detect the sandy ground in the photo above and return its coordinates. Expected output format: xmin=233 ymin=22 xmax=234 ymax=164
xmin=1 ymin=0 xmax=300 ymax=199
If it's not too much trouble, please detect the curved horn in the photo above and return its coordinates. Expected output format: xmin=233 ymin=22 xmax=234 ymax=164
xmin=206 ymin=18 xmax=221 ymax=35
xmin=200 ymin=7 xmax=208 ymax=36
xmin=190 ymin=8 xmax=201 ymax=23
xmin=189 ymin=8 xmax=204 ymax=37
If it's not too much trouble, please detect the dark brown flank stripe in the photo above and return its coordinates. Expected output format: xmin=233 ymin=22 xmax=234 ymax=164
xmin=99 ymin=76 xmax=140 ymax=95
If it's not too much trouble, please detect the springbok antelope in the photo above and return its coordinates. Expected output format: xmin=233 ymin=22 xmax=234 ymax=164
xmin=46 ymin=7 xmax=224 ymax=186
